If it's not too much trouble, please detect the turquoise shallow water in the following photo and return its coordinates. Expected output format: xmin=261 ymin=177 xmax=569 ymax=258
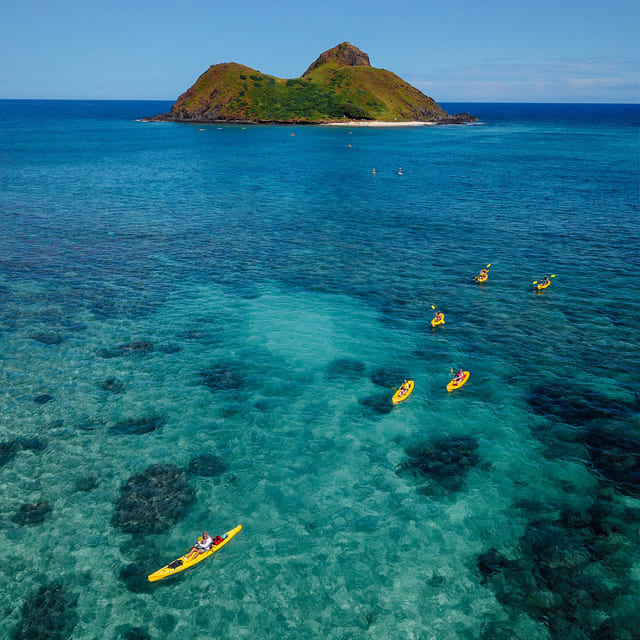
xmin=0 ymin=100 xmax=639 ymax=639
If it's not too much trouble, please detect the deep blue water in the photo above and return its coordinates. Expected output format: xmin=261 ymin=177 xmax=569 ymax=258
xmin=0 ymin=100 xmax=639 ymax=640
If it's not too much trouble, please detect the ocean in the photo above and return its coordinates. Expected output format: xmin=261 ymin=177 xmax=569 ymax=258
xmin=0 ymin=100 xmax=638 ymax=640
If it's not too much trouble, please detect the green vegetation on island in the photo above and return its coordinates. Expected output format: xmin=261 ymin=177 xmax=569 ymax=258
xmin=149 ymin=42 xmax=475 ymax=124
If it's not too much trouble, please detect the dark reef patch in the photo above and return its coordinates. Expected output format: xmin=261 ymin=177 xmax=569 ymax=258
xmin=13 ymin=582 xmax=78 ymax=640
xmin=358 ymin=392 xmax=393 ymax=416
xmin=580 ymin=427 xmax=640 ymax=497
xmin=396 ymin=435 xmax=480 ymax=494
xmin=77 ymin=417 xmax=105 ymax=432
xmin=12 ymin=501 xmax=52 ymax=525
xmin=110 ymin=414 xmax=166 ymax=435
xmin=199 ymin=362 xmax=245 ymax=392
xmin=33 ymin=394 xmax=54 ymax=405
xmin=112 ymin=464 xmax=196 ymax=534
xmin=30 ymin=332 xmax=64 ymax=345
xmin=326 ymin=358 xmax=366 ymax=380
xmin=177 ymin=328 xmax=208 ymax=341
xmin=120 ymin=561 xmax=156 ymax=594
xmin=101 ymin=377 xmax=124 ymax=393
xmin=0 ymin=436 xmax=46 ymax=468
xmin=527 ymin=383 xmax=637 ymax=426
xmin=157 ymin=343 xmax=181 ymax=354
xmin=75 ymin=476 xmax=99 ymax=492
xmin=477 ymin=494 xmax=640 ymax=640
xmin=118 ymin=536 xmax=165 ymax=594
xmin=527 ymin=382 xmax=640 ymax=498
xmin=188 ymin=453 xmax=228 ymax=477
xmin=118 ymin=341 xmax=154 ymax=354
xmin=118 ymin=626 xmax=153 ymax=640
xmin=97 ymin=341 xmax=154 ymax=358
xmin=369 ymin=366 xmax=410 ymax=389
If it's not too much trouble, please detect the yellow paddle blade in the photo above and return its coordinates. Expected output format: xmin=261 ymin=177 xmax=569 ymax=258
xmin=532 ymin=280 xmax=538 ymax=284
xmin=486 ymin=263 xmax=491 ymax=268
xmin=431 ymin=305 xmax=436 ymax=310
xmin=551 ymin=274 xmax=556 ymax=278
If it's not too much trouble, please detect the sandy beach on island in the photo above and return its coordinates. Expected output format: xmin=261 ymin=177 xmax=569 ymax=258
xmin=323 ymin=120 xmax=437 ymax=127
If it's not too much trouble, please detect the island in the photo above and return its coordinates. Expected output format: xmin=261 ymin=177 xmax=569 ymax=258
xmin=145 ymin=42 xmax=476 ymax=126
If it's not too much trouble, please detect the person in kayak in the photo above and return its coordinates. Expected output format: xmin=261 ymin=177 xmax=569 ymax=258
xmin=540 ymin=276 xmax=550 ymax=286
xmin=476 ymin=268 xmax=488 ymax=280
xmin=452 ymin=370 xmax=466 ymax=385
xmin=397 ymin=380 xmax=410 ymax=396
xmin=186 ymin=531 xmax=214 ymax=559
xmin=433 ymin=311 xmax=444 ymax=324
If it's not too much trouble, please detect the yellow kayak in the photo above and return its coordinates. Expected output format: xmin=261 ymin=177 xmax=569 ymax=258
xmin=447 ymin=371 xmax=469 ymax=392
xmin=476 ymin=274 xmax=488 ymax=283
xmin=431 ymin=314 xmax=445 ymax=327
xmin=148 ymin=525 xmax=242 ymax=582
xmin=392 ymin=380 xmax=414 ymax=404
xmin=537 ymin=281 xmax=551 ymax=290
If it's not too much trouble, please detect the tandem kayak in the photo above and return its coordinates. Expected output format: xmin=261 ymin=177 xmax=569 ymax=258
xmin=148 ymin=525 xmax=242 ymax=582
xmin=476 ymin=274 xmax=488 ymax=283
xmin=431 ymin=314 xmax=445 ymax=328
xmin=447 ymin=371 xmax=469 ymax=392
xmin=392 ymin=380 xmax=414 ymax=404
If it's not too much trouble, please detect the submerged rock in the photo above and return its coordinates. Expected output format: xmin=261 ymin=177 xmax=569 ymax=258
xmin=157 ymin=343 xmax=181 ymax=354
xmin=0 ymin=436 xmax=46 ymax=468
xmin=14 ymin=582 xmax=77 ymax=640
xmin=358 ymin=392 xmax=393 ymax=416
xmin=119 ymin=627 xmax=153 ymax=640
xmin=101 ymin=377 xmax=124 ymax=393
xmin=199 ymin=362 xmax=245 ymax=392
xmin=33 ymin=394 xmax=54 ymax=405
xmin=477 ymin=494 xmax=640 ymax=640
xmin=581 ymin=427 xmax=640 ymax=497
xmin=396 ymin=435 xmax=480 ymax=494
xmin=12 ymin=501 xmax=52 ymax=525
xmin=97 ymin=341 xmax=154 ymax=358
xmin=120 ymin=560 xmax=159 ymax=594
xmin=477 ymin=548 xmax=521 ymax=580
xmin=527 ymin=383 xmax=637 ymax=426
xmin=75 ymin=476 xmax=99 ymax=492
xmin=110 ymin=414 xmax=166 ymax=435
xmin=112 ymin=464 xmax=196 ymax=534
xmin=326 ymin=358 xmax=366 ymax=379
xmin=188 ymin=453 xmax=228 ymax=477
xmin=30 ymin=332 xmax=64 ymax=345
xmin=118 ymin=341 xmax=154 ymax=354
xmin=369 ymin=366 xmax=410 ymax=389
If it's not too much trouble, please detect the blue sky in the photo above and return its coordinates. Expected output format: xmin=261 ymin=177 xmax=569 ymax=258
xmin=1 ymin=0 xmax=638 ymax=102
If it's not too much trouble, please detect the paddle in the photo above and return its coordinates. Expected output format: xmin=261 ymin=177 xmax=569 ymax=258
xmin=532 ymin=274 xmax=556 ymax=285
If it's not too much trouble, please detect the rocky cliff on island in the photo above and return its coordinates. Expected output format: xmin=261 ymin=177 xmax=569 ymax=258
xmin=147 ymin=42 xmax=476 ymax=125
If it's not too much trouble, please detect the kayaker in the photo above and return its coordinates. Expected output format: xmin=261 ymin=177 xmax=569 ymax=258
xmin=540 ymin=276 xmax=550 ymax=286
xmin=186 ymin=531 xmax=214 ymax=560
xmin=398 ymin=380 xmax=409 ymax=396
xmin=433 ymin=311 xmax=443 ymax=323
xmin=453 ymin=370 xmax=465 ymax=385
xmin=478 ymin=268 xmax=488 ymax=279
